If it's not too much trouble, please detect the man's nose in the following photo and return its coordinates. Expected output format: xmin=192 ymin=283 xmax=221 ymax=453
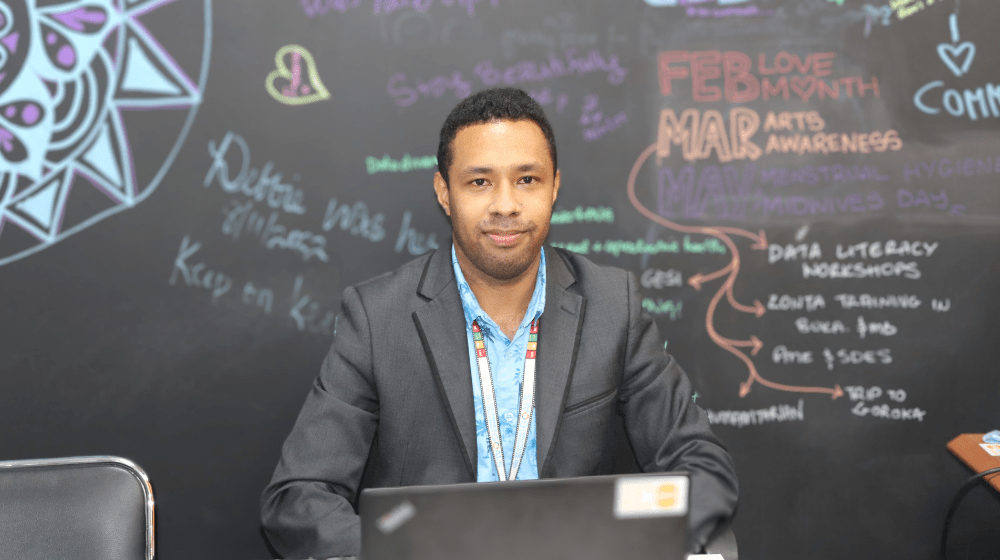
xmin=489 ymin=181 xmax=520 ymax=216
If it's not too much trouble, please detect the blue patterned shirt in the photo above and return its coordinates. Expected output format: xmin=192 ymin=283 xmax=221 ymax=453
xmin=452 ymin=244 xmax=545 ymax=482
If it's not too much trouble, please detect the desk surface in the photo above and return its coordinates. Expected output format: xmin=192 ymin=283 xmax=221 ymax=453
xmin=947 ymin=433 xmax=1000 ymax=492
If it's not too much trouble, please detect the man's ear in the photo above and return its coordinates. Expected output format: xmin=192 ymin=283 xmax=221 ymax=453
xmin=433 ymin=171 xmax=451 ymax=217
xmin=552 ymin=169 xmax=560 ymax=204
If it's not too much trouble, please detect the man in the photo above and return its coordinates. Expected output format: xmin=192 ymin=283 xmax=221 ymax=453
xmin=261 ymin=87 xmax=738 ymax=558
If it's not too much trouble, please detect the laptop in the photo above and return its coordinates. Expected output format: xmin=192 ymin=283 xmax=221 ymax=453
xmin=359 ymin=472 xmax=690 ymax=560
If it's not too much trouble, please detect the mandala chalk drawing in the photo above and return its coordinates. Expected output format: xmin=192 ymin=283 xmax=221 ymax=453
xmin=0 ymin=0 xmax=212 ymax=267
xmin=266 ymin=45 xmax=330 ymax=106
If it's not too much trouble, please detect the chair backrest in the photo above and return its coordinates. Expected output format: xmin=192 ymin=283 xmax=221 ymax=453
xmin=0 ymin=456 xmax=154 ymax=560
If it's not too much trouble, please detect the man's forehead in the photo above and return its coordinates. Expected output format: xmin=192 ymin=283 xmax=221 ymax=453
xmin=451 ymin=119 xmax=552 ymax=168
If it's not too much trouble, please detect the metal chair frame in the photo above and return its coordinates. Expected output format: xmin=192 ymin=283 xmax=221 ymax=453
xmin=0 ymin=455 xmax=155 ymax=560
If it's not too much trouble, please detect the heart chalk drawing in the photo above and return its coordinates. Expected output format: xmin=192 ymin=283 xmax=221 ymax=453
xmin=266 ymin=45 xmax=331 ymax=105
xmin=937 ymin=42 xmax=976 ymax=77
xmin=789 ymin=76 xmax=816 ymax=103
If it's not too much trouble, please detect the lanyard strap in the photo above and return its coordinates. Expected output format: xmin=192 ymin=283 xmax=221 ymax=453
xmin=473 ymin=319 xmax=538 ymax=482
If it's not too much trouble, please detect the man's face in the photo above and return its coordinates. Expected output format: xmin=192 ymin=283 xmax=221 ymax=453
xmin=434 ymin=119 xmax=560 ymax=282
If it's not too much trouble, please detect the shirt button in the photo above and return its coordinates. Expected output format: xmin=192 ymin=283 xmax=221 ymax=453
xmin=505 ymin=349 xmax=513 ymax=358
xmin=505 ymin=412 xmax=515 ymax=422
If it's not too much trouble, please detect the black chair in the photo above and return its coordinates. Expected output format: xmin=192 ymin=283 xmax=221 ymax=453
xmin=0 ymin=456 xmax=154 ymax=560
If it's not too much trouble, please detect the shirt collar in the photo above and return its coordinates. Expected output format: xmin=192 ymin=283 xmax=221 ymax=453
xmin=451 ymin=244 xmax=547 ymax=335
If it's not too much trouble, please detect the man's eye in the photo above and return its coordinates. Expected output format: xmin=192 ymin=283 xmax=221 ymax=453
xmin=472 ymin=178 xmax=487 ymax=186
xmin=521 ymin=176 xmax=537 ymax=184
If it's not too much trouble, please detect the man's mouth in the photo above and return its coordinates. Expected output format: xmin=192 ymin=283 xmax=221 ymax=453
xmin=485 ymin=231 xmax=523 ymax=246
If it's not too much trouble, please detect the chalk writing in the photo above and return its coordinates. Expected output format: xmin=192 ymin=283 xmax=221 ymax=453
xmin=476 ymin=48 xmax=627 ymax=87
xmin=169 ymin=236 xmax=233 ymax=303
xmin=527 ymin=88 xmax=570 ymax=113
xmin=772 ymin=345 xmax=813 ymax=364
xmin=903 ymin=157 xmax=1000 ymax=180
xmin=289 ymin=276 xmax=337 ymax=336
xmin=914 ymin=82 xmax=1000 ymax=120
xmin=395 ymin=210 xmax=440 ymax=255
xmin=856 ymin=316 xmax=897 ymax=339
xmin=645 ymin=0 xmax=751 ymax=6
xmin=579 ymin=94 xmax=628 ymax=141
xmin=657 ymin=164 xmax=758 ymax=219
xmin=794 ymin=318 xmax=849 ymax=335
xmin=641 ymin=268 xmax=683 ymax=289
xmin=265 ymin=45 xmax=331 ymax=106
xmin=686 ymin=5 xmax=771 ymax=18
xmin=658 ymin=50 xmax=879 ymax=104
xmin=752 ymin=192 xmax=885 ymax=218
xmin=706 ymin=400 xmax=805 ymax=428
xmin=834 ymin=348 xmax=892 ymax=365
xmin=242 ymin=282 xmax=274 ymax=314
xmin=845 ymin=386 xmax=908 ymax=402
xmin=389 ymin=49 xmax=626 ymax=108
xmin=642 ymin=299 xmax=683 ymax=320
xmin=375 ymin=0 xmax=499 ymax=16
xmin=322 ymin=198 xmax=387 ymax=242
xmin=366 ymin=154 xmax=437 ymax=174
xmin=931 ymin=298 xmax=951 ymax=312
xmin=913 ymin=14 xmax=998 ymax=120
xmin=550 ymin=237 xmax=726 ymax=257
xmin=657 ymin=108 xmax=762 ymax=163
xmin=759 ymin=164 xmax=889 ymax=187
xmin=550 ymin=206 xmax=615 ymax=225
xmin=629 ymin=144 xmax=840 ymax=399
xmin=204 ymin=132 xmax=307 ymax=216
xmin=769 ymin=243 xmax=822 ymax=263
xmin=300 ymin=0 xmax=499 ymax=18
xmin=388 ymin=71 xmax=472 ymax=107
xmin=764 ymin=130 xmax=901 ymax=156
xmin=833 ymin=294 xmax=922 ymax=310
xmin=300 ymin=0 xmax=361 ymax=17
xmin=851 ymin=402 xmax=925 ymax=421
xmin=863 ymin=5 xmax=893 ymax=37
xmin=767 ymin=294 xmax=826 ymax=312
xmin=891 ymin=0 xmax=932 ymax=20
xmin=834 ymin=240 xmax=938 ymax=259
xmin=802 ymin=261 xmax=920 ymax=280
xmin=222 ymin=200 xmax=329 ymax=262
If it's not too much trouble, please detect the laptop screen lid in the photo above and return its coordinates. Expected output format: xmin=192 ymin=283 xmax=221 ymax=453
xmin=359 ymin=472 xmax=690 ymax=560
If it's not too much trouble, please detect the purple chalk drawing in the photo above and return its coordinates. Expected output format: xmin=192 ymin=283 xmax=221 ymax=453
xmin=0 ymin=0 xmax=212 ymax=267
xmin=56 ymin=45 xmax=74 ymax=66
xmin=301 ymin=0 xmax=498 ymax=18
xmin=50 ymin=7 xmax=108 ymax=32
xmin=1 ymin=32 xmax=19 ymax=52
xmin=21 ymin=103 xmax=38 ymax=125
xmin=0 ymin=127 xmax=13 ymax=151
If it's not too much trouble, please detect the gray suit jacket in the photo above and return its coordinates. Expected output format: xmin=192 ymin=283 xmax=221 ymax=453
xmin=261 ymin=246 xmax=738 ymax=558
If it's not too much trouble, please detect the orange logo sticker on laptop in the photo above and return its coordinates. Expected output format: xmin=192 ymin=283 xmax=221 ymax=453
xmin=614 ymin=476 xmax=688 ymax=519
xmin=656 ymin=483 xmax=678 ymax=507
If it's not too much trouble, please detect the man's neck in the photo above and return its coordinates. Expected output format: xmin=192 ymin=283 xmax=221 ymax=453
xmin=455 ymin=245 xmax=541 ymax=340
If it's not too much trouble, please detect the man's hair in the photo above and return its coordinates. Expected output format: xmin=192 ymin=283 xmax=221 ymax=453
xmin=437 ymin=87 xmax=557 ymax=185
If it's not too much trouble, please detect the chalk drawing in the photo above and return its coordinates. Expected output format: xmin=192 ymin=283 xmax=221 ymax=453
xmin=266 ymin=45 xmax=331 ymax=105
xmin=0 ymin=0 xmax=212 ymax=267
xmin=936 ymin=13 xmax=975 ymax=77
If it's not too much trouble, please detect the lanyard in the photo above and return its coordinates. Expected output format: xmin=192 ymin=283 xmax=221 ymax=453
xmin=473 ymin=319 xmax=538 ymax=482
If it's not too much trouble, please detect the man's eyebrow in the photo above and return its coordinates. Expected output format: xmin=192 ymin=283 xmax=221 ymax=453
xmin=515 ymin=163 xmax=542 ymax=173
xmin=461 ymin=166 xmax=495 ymax=175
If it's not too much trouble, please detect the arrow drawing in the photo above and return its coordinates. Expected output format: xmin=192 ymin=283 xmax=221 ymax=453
xmin=627 ymin=143 xmax=843 ymax=399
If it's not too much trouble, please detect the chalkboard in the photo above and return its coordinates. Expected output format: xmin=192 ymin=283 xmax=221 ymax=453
xmin=1 ymin=0 xmax=998 ymax=558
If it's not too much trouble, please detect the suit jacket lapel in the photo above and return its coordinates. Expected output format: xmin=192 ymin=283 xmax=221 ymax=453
xmin=411 ymin=249 xmax=477 ymax=478
xmin=536 ymin=246 xmax=586 ymax=478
